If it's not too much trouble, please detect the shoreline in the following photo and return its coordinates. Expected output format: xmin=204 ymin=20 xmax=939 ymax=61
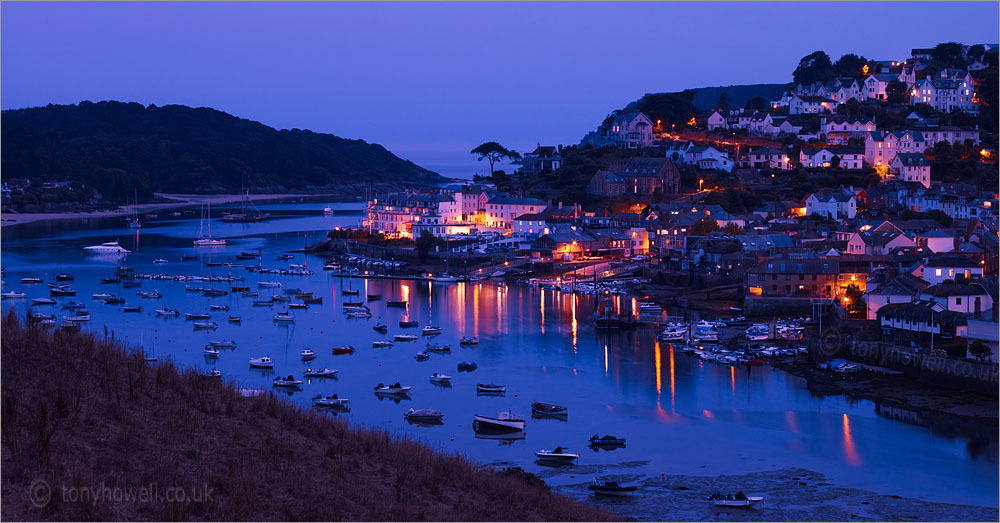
xmin=0 ymin=192 xmax=359 ymax=227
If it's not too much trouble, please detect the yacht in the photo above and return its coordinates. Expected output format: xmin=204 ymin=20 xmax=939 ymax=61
xmin=193 ymin=202 xmax=226 ymax=246
xmin=83 ymin=241 xmax=130 ymax=254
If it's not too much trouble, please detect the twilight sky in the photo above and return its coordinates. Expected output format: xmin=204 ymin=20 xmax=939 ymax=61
xmin=2 ymin=1 xmax=997 ymax=177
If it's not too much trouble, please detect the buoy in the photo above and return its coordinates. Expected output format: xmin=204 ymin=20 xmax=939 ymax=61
xmin=450 ymin=438 xmax=454 ymax=441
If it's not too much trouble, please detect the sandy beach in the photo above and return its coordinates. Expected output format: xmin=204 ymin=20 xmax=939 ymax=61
xmin=0 ymin=192 xmax=344 ymax=227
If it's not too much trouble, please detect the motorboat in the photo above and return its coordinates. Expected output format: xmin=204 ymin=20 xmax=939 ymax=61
xmin=137 ymin=290 xmax=162 ymax=299
xmin=588 ymin=478 xmax=637 ymax=497
xmin=657 ymin=325 xmax=688 ymax=341
xmin=692 ymin=325 xmax=719 ymax=342
xmin=49 ymin=286 xmax=76 ymax=297
xmin=414 ymin=351 xmax=430 ymax=361
xmin=403 ymin=408 xmax=443 ymax=422
xmin=31 ymin=297 xmax=57 ymax=305
xmin=273 ymin=313 xmax=295 ymax=323
xmin=83 ymin=241 xmax=130 ymax=254
xmin=92 ymin=293 xmax=114 ymax=301
xmin=534 ymin=447 xmax=578 ymax=462
xmin=155 ymin=308 xmax=180 ymax=316
xmin=531 ymin=402 xmax=568 ymax=417
xmin=372 ymin=341 xmax=393 ymax=348
xmin=123 ymin=306 xmax=142 ymax=313
xmin=708 ymin=492 xmax=764 ymax=507
xmin=424 ymin=343 xmax=450 ymax=353
xmin=258 ymin=281 xmax=281 ymax=288
xmin=3 ymin=291 xmax=27 ymax=299
xmin=153 ymin=258 xmax=168 ymax=264
xmin=459 ymin=336 xmax=479 ymax=345
xmin=345 ymin=310 xmax=371 ymax=318
xmin=208 ymin=340 xmax=237 ymax=348
xmin=249 ymin=356 xmax=274 ymax=369
xmin=323 ymin=207 xmax=334 ymax=215
xmin=29 ymin=312 xmax=55 ymax=321
xmin=374 ymin=382 xmax=411 ymax=395
xmin=203 ymin=347 xmax=221 ymax=359
xmin=457 ymin=361 xmax=477 ymax=372
xmin=373 ymin=323 xmax=388 ymax=333
xmin=472 ymin=411 xmax=525 ymax=433
xmin=303 ymin=368 xmax=338 ymax=378
xmin=62 ymin=301 xmax=86 ymax=309
xmin=421 ymin=326 xmax=442 ymax=336
xmin=476 ymin=383 xmax=506 ymax=394
xmin=20 ymin=277 xmax=43 ymax=284
xmin=209 ymin=304 xmax=230 ymax=311
xmin=205 ymin=369 xmax=223 ymax=378
xmin=185 ymin=312 xmax=211 ymax=320
xmin=289 ymin=303 xmax=309 ymax=310
xmin=332 ymin=346 xmax=355 ymax=354
xmin=301 ymin=349 xmax=316 ymax=360
xmin=104 ymin=296 xmax=125 ymax=305
xmin=394 ymin=334 xmax=418 ymax=342
xmin=62 ymin=313 xmax=91 ymax=322
xmin=399 ymin=320 xmax=419 ymax=328
xmin=273 ymin=375 xmax=304 ymax=389
xmin=194 ymin=322 xmax=218 ymax=330
xmin=589 ymin=434 xmax=626 ymax=447
xmin=429 ymin=372 xmax=452 ymax=383
xmin=202 ymin=288 xmax=228 ymax=297
xmin=312 ymin=394 xmax=350 ymax=408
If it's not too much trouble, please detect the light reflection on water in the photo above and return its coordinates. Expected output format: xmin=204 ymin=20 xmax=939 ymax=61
xmin=1 ymin=203 xmax=997 ymax=508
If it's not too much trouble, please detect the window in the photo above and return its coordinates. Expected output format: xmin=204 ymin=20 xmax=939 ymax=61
xmin=935 ymin=268 xmax=942 ymax=277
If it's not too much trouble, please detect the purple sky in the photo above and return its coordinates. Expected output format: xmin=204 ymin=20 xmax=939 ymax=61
xmin=3 ymin=2 xmax=997 ymax=177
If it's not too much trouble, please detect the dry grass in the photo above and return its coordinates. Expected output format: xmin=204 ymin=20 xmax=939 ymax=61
xmin=1 ymin=314 xmax=616 ymax=521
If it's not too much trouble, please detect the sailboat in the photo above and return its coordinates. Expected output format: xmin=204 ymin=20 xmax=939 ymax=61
xmin=221 ymin=187 xmax=270 ymax=222
xmin=128 ymin=188 xmax=142 ymax=229
xmin=193 ymin=201 xmax=226 ymax=246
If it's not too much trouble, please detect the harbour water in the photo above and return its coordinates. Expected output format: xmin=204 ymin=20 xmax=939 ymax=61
xmin=1 ymin=202 xmax=996 ymax=509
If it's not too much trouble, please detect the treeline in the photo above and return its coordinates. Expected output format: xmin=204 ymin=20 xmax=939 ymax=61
xmin=1 ymin=101 xmax=442 ymax=204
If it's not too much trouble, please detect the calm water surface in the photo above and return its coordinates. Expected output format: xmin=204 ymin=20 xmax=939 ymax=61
xmin=2 ymin=202 xmax=996 ymax=508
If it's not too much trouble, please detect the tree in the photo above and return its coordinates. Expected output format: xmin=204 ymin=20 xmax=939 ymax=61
xmin=967 ymin=44 xmax=986 ymax=63
xmin=932 ymin=42 xmax=966 ymax=69
xmin=716 ymin=92 xmax=730 ymax=111
xmin=635 ymin=90 xmax=699 ymax=127
xmin=885 ymin=79 xmax=910 ymax=104
xmin=692 ymin=218 xmax=719 ymax=236
xmin=470 ymin=142 xmax=521 ymax=177
xmin=720 ymin=222 xmax=744 ymax=236
xmin=969 ymin=341 xmax=992 ymax=362
xmin=833 ymin=53 xmax=868 ymax=78
xmin=793 ymin=51 xmax=835 ymax=86
xmin=415 ymin=231 xmax=440 ymax=264
xmin=844 ymin=284 xmax=865 ymax=316
xmin=744 ymin=96 xmax=768 ymax=113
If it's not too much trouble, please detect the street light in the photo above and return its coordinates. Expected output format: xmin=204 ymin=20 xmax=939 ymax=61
xmin=699 ymin=179 xmax=704 ymax=192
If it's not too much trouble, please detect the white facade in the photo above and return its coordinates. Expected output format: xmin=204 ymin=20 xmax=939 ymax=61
xmin=865 ymin=131 xmax=926 ymax=167
xmin=805 ymin=193 xmax=857 ymax=219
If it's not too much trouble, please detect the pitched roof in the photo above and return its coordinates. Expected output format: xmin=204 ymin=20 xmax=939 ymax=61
xmin=893 ymin=153 xmax=931 ymax=167
xmin=488 ymin=196 xmax=546 ymax=206
xmin=925 ymin=255 xmax=981 ymax=268
xmin=922 ymin=283 xmax=990 ymax=297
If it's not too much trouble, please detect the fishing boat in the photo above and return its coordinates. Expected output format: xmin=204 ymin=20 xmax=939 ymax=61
xmin=332 ymin=346 xmax=355 ymax=354
xmin=155 ymin=308 xmax=180 ymax=316
xmin=272 ymin=376 xmax=304 ymax=389
xmin=373 ymin=323 xmax=388 ymax=333
xmin=457 ymin=361 xmax=477 ymax=372
xmin=459 ymin=336 xmax=479 ymax=345
xmin=403 ymin=408 xmax=444 ymax=423
xmin=476 ymin=383 xmax=506 ymax=394
xmin=249 ymin=356 xmax=274 ymax=369
xmin=273 ymin=312 xmax=295 ymax=323
xmin=429 ymin=372 xmax=452 ymax=383
xmin=301 ymin=349 xmax=316 ymax=360
xmin=185 ymin=312 xmax=211 ymax=320
xmin=194 ymin=322 xmax=218 ymax=330
xmin=534 ymin=447 xmax=578 ymax=462
xmin=394 ymin=334 xmax=418 ymax=342
xmin=31 ymin=297 xmax=57 ymax=305
xmin=312 ymin=394 xmax=350 ymax=408
xmin=421 ymin=326 xmax=442 ymax=336
xmin=399 ymin=320 xmax=419 ymax=328
xmin=472 ymin=411 xmax=524 ymax=433
xmin=414 ymin=351 xmax=430 ymax=361
xmin=372 ymin=341 xmax=393 ymax=348
xmin=208 ymin=340 xmax=237 ymax=348
xmin=203 ymin=347 xmax=221 ymax=359
xmin=708 ymin=492 xmax=764 ymax=507
xmin=531 ymin=402 xmax=568 ymax=417
xmin=374 ymin=382 xmax=411 ymax=395
xmin=303 ymin=368 xmax=338 ymax=378
xmin=193 ymin=202 xmax=226 ymax=246
xmin=20 ymin=277 xmax=43 ymax=284
xmin=588 ymin=478 xmax=638 ymax=497
xmin=83 ymin=241 xmax=130 ymax=254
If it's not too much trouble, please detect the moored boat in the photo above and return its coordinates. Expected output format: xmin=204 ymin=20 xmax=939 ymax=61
xmin=476 ymin=383 xmax=506 ymax=394
xmin=303 ymin=367 xmax=338 ymax=378
xmin=374 ymin=382 xmax=411 ymax=395
xmin=709 ymin=492 xmax=764 ymax=507
xmin=459 ymin=336 xmax=479 ymax=345
xmin=249 ymin=356 xmax=274 ymax=368
xmin=194 ymin=322 xmax=218 ymax=330
xmin=531 ymin=402 xmax=568 ymax=417
xmin=403 ymin=408 xmax=444 ymax=423
xmin=429 ymin=372 xmax=452 ymax=383
xmin=312 ymin=393 xmax=350 ymax=408
xmin=472 ymin=411 xmax=524 ymax=433
xmin=332 ymin=346 xmax=356 ymax=354
xmin=534 ymin=447 xmax=578 ymax=462
xmin=83 ymin=241 xmax=130 ymax=254
xmin=273 ymin=375 xmax=304 ymax=389
xmin=588 ymin=478 xmax=637 ymax=496
xmin=421 ymin=325 xmax=442 ymax=336
xmin=301 ymin=349 xmax=316 ymax=360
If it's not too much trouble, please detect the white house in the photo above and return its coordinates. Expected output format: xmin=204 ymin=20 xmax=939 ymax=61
xmin=919 ymin=229 xmax=954 ymax=253
xmin=707 ymin=111 xmax=729 ymax=131
xmin=805 ymin=191 xmax=857 ymax=219
xmin=863 ymin=73 xmax=902 ymax=100
xmin=821 ymin=116 xmax=876 ymax=144
xmin=744 ymin=148 xmax=791 ymax=170
xmin=845 ymin=229 xmax=915 ymax=254
xmin=919 ymin=283 xmax=994 ymax=315
xmin=787 ymin=95 xmax=835 ymax=115
xmin=686 ymin=146 xmax=734 ymax=172
xmin=920 ymin=256 xmax=984 ymax=285
xmin=664 ymin=141 xmax=693 ymax=164
xmin=910 ymin=75 xmax=978 ymax=114
xmin=890 ymin=153 xmax=931 ymax=188
xmin=605 ymin=111 xmax=654 ymax=149
xmin=865 ymin=131 xmax=926 ymax=167
xmin=483 ymin=196 xmax=547 ymax=230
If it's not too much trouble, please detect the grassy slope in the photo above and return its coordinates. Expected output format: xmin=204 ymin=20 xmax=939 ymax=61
xmin=0 ymin=315 xmax=614 ymax=521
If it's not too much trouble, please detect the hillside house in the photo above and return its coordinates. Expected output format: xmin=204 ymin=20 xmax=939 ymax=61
xmin=605 ymin=111 xmax=654 ymax=149
xmin=890 ymin=153 xmax=931 ymax=188
xmin=521 ymin=145 xmax=563 ymax=174
xmin=865 ymin=131 xmax=926 ymax=167
xmin=805 ymin=191 xmax=857 ymax=219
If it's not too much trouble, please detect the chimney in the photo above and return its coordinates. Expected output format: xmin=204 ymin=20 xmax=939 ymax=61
xmin=558 ymin=201 xmax=563 ymax=208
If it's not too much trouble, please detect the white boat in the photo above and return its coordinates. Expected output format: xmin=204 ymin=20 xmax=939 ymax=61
xmin=155 ymin=308 xmax=180 ymax=316
xmin=692 ymin=326 xmax=719 ymax=342
xmin=476 ymin=383 xmax=506 ymax=394
xmin=414 ymin=351 xmax=429 ymax=361
xmin=205 ymin=369 xmax=222 ymax=378
xmin=374 ymin=382 xmax=411 ymax=394
xmin=193 ymin=202 xmax=226 ymax=246
xmin=424 ymin=343 xmax=450 ymax=353
xmin=208 ymin=340 xmax=237 ymax=348
xmin=194 ymin=322 xmax=218 ymax=330
xmin=92 ymin=293 xmax=114 ymax=300
xmin=301 ymin=349 xmax=316 ymax=360
xmin=709 ymin=492 xmax=764 ymax=507
xmin=394 ymin=334 xmax=418 ymax=342
xmin=303 ymin=367 xmax=338 ymax=378
xmin=62 ymin=314 xmax=90 ymax=322
xmin=249 ymin=356 xmax=274 ymax=368
xmin=421 ymin=326 xmax=442 ymax=336
xmin=534 ymin=447 xmax=578 ymax=462
xmin=273 ymin=375 xmax=304 ymax=389
xmin=312 ymin=393 xmax=350 ymax=408
xmin=472 ymin=411 xmax=525 ymax=433
xmin=258 ymin=281 xmax=281 ymax=288
xmin=273 ymin=313 xmax=295 ymax=323
xmin=83 ymin=241 xmax=130 ymax=254
xmin=588 ymin=478 xmax=638 ymax=497
xmin=323 ymin=207 xmax=334 ymax=215
xmin=29 ymin=312 xmax=55 ymax=321
xmin=429 ymin=372 xmax=452 ymax=383
xmin=372 ymin=340 xmax=393 ymax=348
xmin=657 ymin=325 xmax=688 ymax=341
xmin=459 ymin=336 xmax=479 ymax=345
xmin=31 ymin=297 xmax=56 ymax=305
xmin=153 ymin=258 xmax=168 ymax=264
xmin=20 ymin=277 xmax=43 ymax=284
xmin=2 ymin=292 xmax=27 ymax=299
xmin=203 ymin=347 xmax=221 ymax=358
xmin=403 ymin=408 xmax=444 ymax=422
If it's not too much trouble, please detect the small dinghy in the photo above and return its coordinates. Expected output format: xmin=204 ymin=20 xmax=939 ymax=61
xmin=194 ymin=322 xmax=218 ymax=330
xmin=374 ymin=382 xmax=411 ymax=395
xmin=421 ymin=325 xmax=442 ymax=336
xmin=588 ymin=478 xmax=637 ymax=497
xmin=332 ymin=346 xmax=355 ymax=354
xmin=373 ymin=323 xmax=388 ymax=333
xmin=208 ymin=340 xmax=237 ymax=348
xmin=204 ymin=347 xmax=221 ymax=359
xmin=457 ymin=361 xmax=477 ymax=372
xmin=472 ymin=411 xmax=524 ymax=433
xmin=209 ymin=304 xmax=230 ymax=311
xmin=92 ymin=293 xmax=114 ymax=300
xmin=273 ymin=375 xmax=304 ymax=389
xmin=372 ymin=341 xmax=394 ymax=348
xmin=31 ymin=297 xmax=57 ymax=305
xmin=249 ymin=356 xmax=274 ymax=369
xmin=303 ymin=368 xmax=338 ymax=378
xmin=531 ymin=402 xmax=568 ymax=417
xmin=414 ymin=351 xmax=430 ymax=361
xmin=312 ymin=393 xmax=350 ymax=408
xmin=403 ymin=408 xmax=443 ymax=423
xmin=105 ymin=296 xmax=125 ymax=305
xmin=459 ymin=336 xmax=479 ymax=345
xmin=20 ymin=277 xmax=43 ymax=284
xmin=205 ymin=369 xmax=223 ymax=378
xmin=399 ymin=320 xmax=419 ymax=328
xmin=534 ymin=447 xmax=578 ymax=462
xmin=588 ymin=434 xmax=626 ymax=447
xmin=476 ymin=383 xmax=506 ymax=394
xmin=273 ymin=312 xmax=295 ymax=323
xmin=425 ymin=343 xmax=450 ymax=353
xmin=289 ymin=303 xmax=309 ymax=309
xmin=123 ymin=305 xmax=142 ymax=313
xmin=156 ymin=308 xmax=180 ymax=316
xmin=228 ymin=316 xmax=242 ymax=323
xmin=394 ymin=334 xmax=418 ymax=342
xmin=429 ymin=372 xmax=452 ymax=383
xmin=708 ymin=492 xmax=763 ymax=507
xmin=301 ymin=349 xmax=316 ymax=360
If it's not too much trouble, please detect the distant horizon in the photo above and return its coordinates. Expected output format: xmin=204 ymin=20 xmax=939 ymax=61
xmin=3 ymin=1 xmax=997 ymax=178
